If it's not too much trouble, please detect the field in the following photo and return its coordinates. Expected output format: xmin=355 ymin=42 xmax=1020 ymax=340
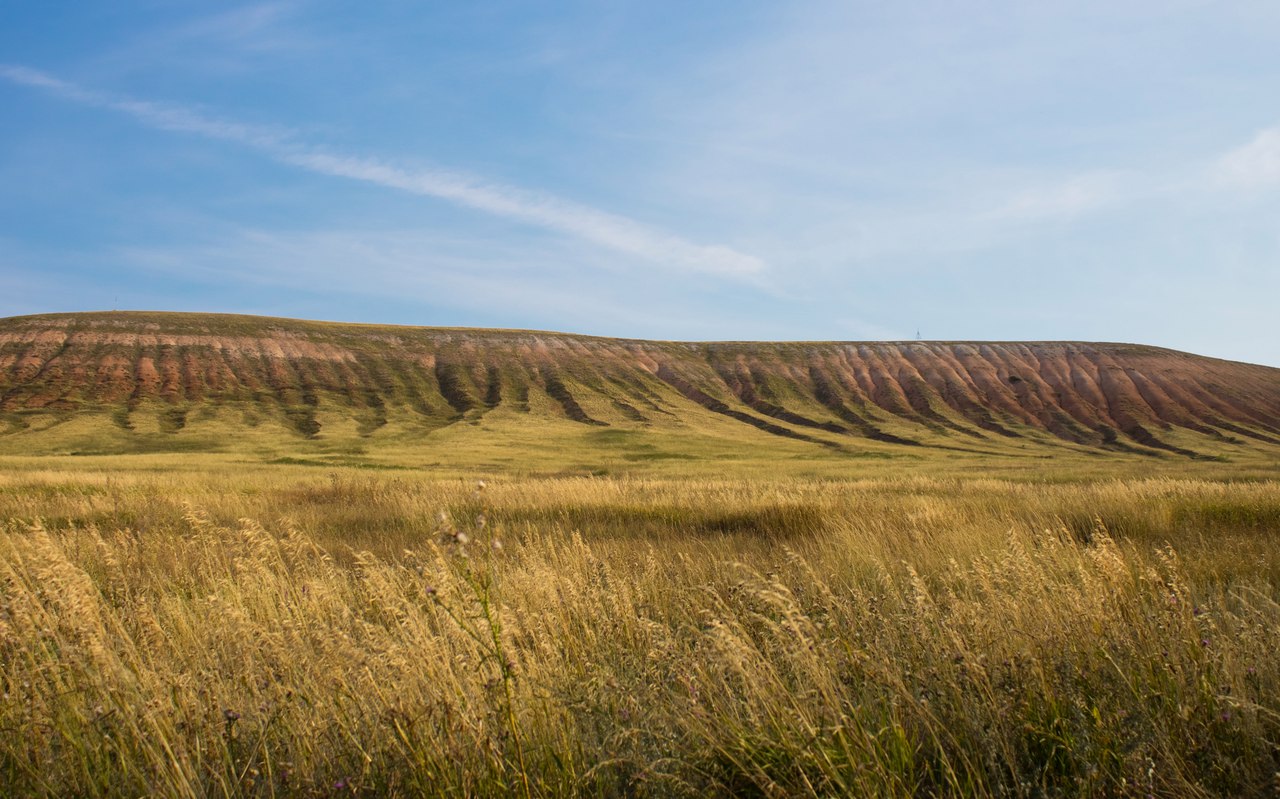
xmin=4 ymin=314 xmax=1280 ymax=797
xmin=2 ymin=446 xmax=1280 ymax=797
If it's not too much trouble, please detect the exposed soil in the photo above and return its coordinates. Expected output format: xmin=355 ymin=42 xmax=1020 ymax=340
xmin=2 ymin=312 xmax=1279 ymax=456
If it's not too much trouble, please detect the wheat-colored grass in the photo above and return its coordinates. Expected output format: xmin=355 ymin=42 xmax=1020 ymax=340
xmin=1 ymin=461 xmax=1279 ymax=796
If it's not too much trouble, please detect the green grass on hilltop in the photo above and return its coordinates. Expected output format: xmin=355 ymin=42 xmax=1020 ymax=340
xmin=3 ymin=311 xmax=1280 ymax=795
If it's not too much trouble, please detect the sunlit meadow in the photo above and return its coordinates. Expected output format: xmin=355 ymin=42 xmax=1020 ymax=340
xmin=2 ymin=456 xmax=1278 ymax=797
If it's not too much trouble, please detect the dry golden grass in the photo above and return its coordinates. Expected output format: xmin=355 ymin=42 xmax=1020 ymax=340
xmin=1 ymin=463 xmax=1279 ymax=796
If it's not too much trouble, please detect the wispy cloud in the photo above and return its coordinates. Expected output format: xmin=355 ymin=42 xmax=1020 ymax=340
xmin=979 ymin=171 xmax=1132 ymax=224
xmin=175 ymin=2 xmax=303 ymax=52
xmin=111 ymin=225 xmax=760 ymax=336
xmin=1214 ymin=126 xmax=1280 ymax=189
xmin=0 ymin=65 xmax=291 ymax=147
xmin=0 ymin=64 xmax=766 ymax=279
xmin=283 ymin=152 xmax=765 ymax=278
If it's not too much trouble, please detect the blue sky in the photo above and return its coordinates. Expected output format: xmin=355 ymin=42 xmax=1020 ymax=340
xmin=2 ymin=2 xmax=1279 ymax=365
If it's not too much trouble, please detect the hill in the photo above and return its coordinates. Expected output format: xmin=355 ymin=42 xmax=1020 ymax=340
xmin=2 ymin=311 xmax=1278 ymax=468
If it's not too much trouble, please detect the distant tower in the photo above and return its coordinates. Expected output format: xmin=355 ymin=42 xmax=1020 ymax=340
xmin=916 ymin=328 xmax=921 ymax=341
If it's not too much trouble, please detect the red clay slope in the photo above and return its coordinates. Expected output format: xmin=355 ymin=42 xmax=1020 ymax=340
xmin=1 ymin=312 xmax=1278 ymax=456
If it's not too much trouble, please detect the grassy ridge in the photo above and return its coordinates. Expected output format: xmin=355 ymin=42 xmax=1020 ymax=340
xmin=5 ymin=311 xmax=1280 ymax=462
xmin=2 ymin=461 xmax=1280 ymax=796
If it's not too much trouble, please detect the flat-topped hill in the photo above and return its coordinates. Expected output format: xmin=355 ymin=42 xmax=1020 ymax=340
xmin=2 ymin=311 xmax=1278 ymax=464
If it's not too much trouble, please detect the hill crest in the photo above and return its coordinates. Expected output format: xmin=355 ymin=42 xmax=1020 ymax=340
xmin=2 ymin=311 xmax=1279 ymax=460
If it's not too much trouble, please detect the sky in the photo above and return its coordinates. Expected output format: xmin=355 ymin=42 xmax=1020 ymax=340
xmin=2 ymin=2 xmax=1278 ymax=366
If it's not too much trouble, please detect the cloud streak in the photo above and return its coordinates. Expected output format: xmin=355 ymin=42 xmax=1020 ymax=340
xmin=0 ymin=64 xmax=765 ymax=279
xmin=107 ymin=225 xmax=762 ymax=337
xmin=1215 ymin=127 xmax=1280 ymax=189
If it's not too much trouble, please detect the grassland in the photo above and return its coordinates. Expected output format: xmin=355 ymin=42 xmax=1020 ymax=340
xmin=3 ymin=312 xmax=1280 ymax=796
xmin=2 ymin=443 xmax=1280 ymax=797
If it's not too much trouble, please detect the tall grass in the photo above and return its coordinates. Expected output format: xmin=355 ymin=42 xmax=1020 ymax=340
xmin=1 ymin=471 xmax=1279 ymax=795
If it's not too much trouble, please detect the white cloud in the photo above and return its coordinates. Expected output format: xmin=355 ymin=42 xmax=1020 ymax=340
xmin=0 ymin=65 xmax=765 ymax=280
xmin=1215 ymin=127 xmax=1280 ymax=188
xmin=979 ymin=171 xmax=1131 ymax=223
xmin=284 ymin=152 xmax=766 ymax=278
xmin=177 ymin=2 xmax=299 ymax=48
xmin=111 ymin=226 xmax=755 ymax=336
xmin=0 ymin=65 xmax=291 ymax=148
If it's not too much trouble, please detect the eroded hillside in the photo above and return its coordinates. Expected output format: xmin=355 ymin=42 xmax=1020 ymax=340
xmin=2 ymin=312 xmax=1279 ymax=459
